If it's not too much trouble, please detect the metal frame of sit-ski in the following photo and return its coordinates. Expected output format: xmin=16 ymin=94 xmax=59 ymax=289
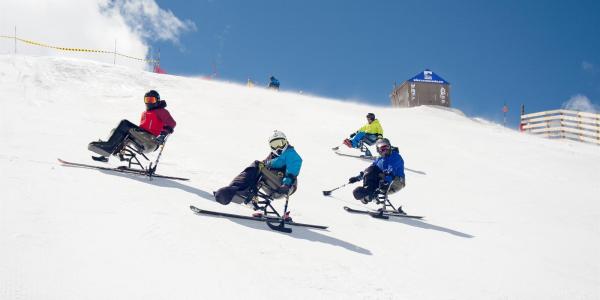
xmin=359 ymin=141 xmax=373 ymax=157
xmin=116 ymin=134 xmax=168 ymax=179
xmin=370 ymin=182 xmax=404 ymax=218
xmin=241 ymin=174 xmax=293 ymax=232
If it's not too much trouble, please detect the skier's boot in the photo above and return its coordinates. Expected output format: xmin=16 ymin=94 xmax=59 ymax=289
xmin=88 ymin=141 xmax=115 ymax=157
xmin=92 ymin=155 xmax=109 ymax=162
xmin=343 ymin=139 xmax=353 ymax=148
xmin=214 ymin=186 xmax=238 ymax=205
xmin=353 ymin=186 xmax=371 ymax=204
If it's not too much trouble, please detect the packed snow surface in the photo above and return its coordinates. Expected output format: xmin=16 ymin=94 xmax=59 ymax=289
xmin=1 ymin=55 xmax=599 ymax=299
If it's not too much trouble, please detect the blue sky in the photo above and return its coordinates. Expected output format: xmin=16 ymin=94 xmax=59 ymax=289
xmin=152 ymin=0 xmax=600 ymax=127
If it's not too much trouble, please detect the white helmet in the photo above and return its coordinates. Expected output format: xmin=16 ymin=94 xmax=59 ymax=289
xmin=268 ymin=130 xmax=288 ymax=156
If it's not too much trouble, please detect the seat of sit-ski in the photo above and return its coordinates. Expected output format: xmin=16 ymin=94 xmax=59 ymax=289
xmin=230 ymin=169 xmax=297 ymax=204
xmin=374 ymin=176 xmax=405 ymax=197
xmin=361 ymin=135 xmax=379 ymax=146
xmin=126 ymin=129 xmax=160 ymax=154
xmin=257 ymin=168 xmax=297 ymax=199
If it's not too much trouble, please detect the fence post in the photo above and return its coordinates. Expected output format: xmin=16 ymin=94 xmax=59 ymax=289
xmin=14 ymin=26 xmax=17 ymax=54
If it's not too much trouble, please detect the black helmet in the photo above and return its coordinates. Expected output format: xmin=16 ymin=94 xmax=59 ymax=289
xmin=366 ymin=113 xmax=375 ymax=121
xmin=375 ymin=138 xmax=391 ymax=155
xmin=144 ymin=90 xmax=160 ymax=109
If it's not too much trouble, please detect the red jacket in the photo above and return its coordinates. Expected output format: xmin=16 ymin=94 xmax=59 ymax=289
xmin=140 ymin=107 xmax=176 ymax=136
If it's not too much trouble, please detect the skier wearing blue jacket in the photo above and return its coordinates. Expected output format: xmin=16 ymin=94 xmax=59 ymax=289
xmin=268 ymin=76 xmax=280 ymax=90
xmin=348 ymin=138 xmax=406 ymax=206
xmin=214 ymin=130 xmax=302 ymax=219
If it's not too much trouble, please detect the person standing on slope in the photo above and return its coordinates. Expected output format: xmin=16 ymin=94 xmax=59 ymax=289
xmin=341 ymin=113 xmax=383 ymax=155
xmin=268 ymin=76 xmax=280 ymax=90
xmin=348 ymin=138 xmax=406 ymax=213
xmin=214 ymin=130 xmax=302 ymax=220
xmin=88 ymin=90 xmax=176 ymax=161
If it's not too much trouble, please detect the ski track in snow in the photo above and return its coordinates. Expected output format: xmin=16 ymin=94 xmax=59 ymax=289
xmin=1 ymin=55 xmax=599 ymax=299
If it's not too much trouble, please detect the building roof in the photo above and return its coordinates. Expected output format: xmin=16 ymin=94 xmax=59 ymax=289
xmin=408 ymin=69 xmax=450 ymax=84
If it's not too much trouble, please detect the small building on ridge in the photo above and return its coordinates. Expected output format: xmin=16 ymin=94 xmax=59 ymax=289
xmin=390 ymin=69 xmax=451 ymax=108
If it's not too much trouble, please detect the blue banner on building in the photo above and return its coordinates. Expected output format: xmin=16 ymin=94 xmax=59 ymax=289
xmin=408 ymin=69 xmax=449 ymax=84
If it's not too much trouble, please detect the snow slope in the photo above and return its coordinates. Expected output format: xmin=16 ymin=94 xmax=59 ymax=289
xmin=1 ymin=55 xmax=599 ymax=299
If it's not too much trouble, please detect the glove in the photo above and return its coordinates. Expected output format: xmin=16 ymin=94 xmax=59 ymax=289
xmin=380 ymin=169 xmax=394 ymax=184
xmin=162 ymin=126 xmax=174 ymax=134
xmin=379 ymin=180 xmax=390 ymax=189
xmin=348 ymin=171 xmax=364 ymax=183
xmin=349 ymin=132 xmax=357 ymax=138
xmin=282 ymin=176 xmax=293 ymax=186
xmin=255 ymin=160 xmax=266 ymax=170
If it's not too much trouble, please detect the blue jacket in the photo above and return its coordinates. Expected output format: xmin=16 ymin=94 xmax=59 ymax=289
xmin=372 ymin=148 xmax=405 ymax=182
xmin=267 ymin=146 xmax=302 ymax=185
xmin=269 ymin=77 xmax=280 ymax=87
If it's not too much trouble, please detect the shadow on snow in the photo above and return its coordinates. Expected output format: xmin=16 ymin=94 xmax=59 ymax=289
xmin=97 ymin=169 xmax=373 ymax=255
xmin=227 ymin=218 xmax=372 ymax=256
xmin=326 ymin=193 xmax=472 ymax=238
xmin=387 ymin=217 xmax=474 ymax=238
xmin=97 ymin=169 xmax=214 ymax=200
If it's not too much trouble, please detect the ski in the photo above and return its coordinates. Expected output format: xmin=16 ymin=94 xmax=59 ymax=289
xmin=58 ymin=159 xmax=189 ymax=181
xmin=343 ymin=206 xmax=423 ymax=219
xmin=332 ymin=150 xmax=376 ymax=161
xmin=190 ymin=205 xmax=328 ymax=230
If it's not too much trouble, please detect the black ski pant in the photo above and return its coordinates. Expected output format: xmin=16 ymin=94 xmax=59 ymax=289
xmin=104 ymin=119 xmax=139 ymax=154
xmin=214 ymin=161 xmax=297 ymax=205
xmin=362 ymin=165 xmax=383 ymax=196
xmin=360 ymin=165 xmax=405 ymax=197
xmin=229 ymin=161 xmax=262 ymax=191
xmin=214 ymin=161 xmax=263 ymax=205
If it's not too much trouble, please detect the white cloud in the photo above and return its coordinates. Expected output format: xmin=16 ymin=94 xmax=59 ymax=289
xmin=582 ymin=61 xmax=594 ymax=72
xmin=0 ymin=0 xmax=195 ymax=69
xmin=562 ymin=94 xmax=599 ymax=113
xmin=105 ymin=0 xmax=196 ymax=44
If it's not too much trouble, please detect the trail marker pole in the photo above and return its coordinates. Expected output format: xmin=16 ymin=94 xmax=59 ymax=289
xmin=503 ymin=103 xmax=509 ymax=127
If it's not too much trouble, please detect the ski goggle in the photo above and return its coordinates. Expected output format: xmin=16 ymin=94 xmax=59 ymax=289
xmin=144 ymin=96 xmax=158 ymax=104
xmin=269 ymin=138 xmax=287 ymax=150
xmin=377 ymin=144 xmax=390 ymax=154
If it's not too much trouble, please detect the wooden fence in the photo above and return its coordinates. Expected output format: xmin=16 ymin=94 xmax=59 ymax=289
xmin=520 ymin=109 xmax=600 ymax=145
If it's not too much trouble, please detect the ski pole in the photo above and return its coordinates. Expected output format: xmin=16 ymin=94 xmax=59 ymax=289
xmin=148 ymin=135 xmax=169 ymax=179
xmin=322 ymin=182 xmax=350 ymax=196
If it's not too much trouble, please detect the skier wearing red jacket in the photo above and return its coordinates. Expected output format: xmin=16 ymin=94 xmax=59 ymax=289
xmin=88 ymin=90 xmax=176 ymax=161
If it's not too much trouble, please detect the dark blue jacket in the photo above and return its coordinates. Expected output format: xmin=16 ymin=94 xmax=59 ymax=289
xmin=372 ymin=148 xmax=405 ymax=182
xmin=269 ymin=77 xmax=280 ymax=88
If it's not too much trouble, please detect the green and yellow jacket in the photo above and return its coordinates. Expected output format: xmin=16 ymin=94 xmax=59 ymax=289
xmin=358 ymin=119 xmax=383 ymax=135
